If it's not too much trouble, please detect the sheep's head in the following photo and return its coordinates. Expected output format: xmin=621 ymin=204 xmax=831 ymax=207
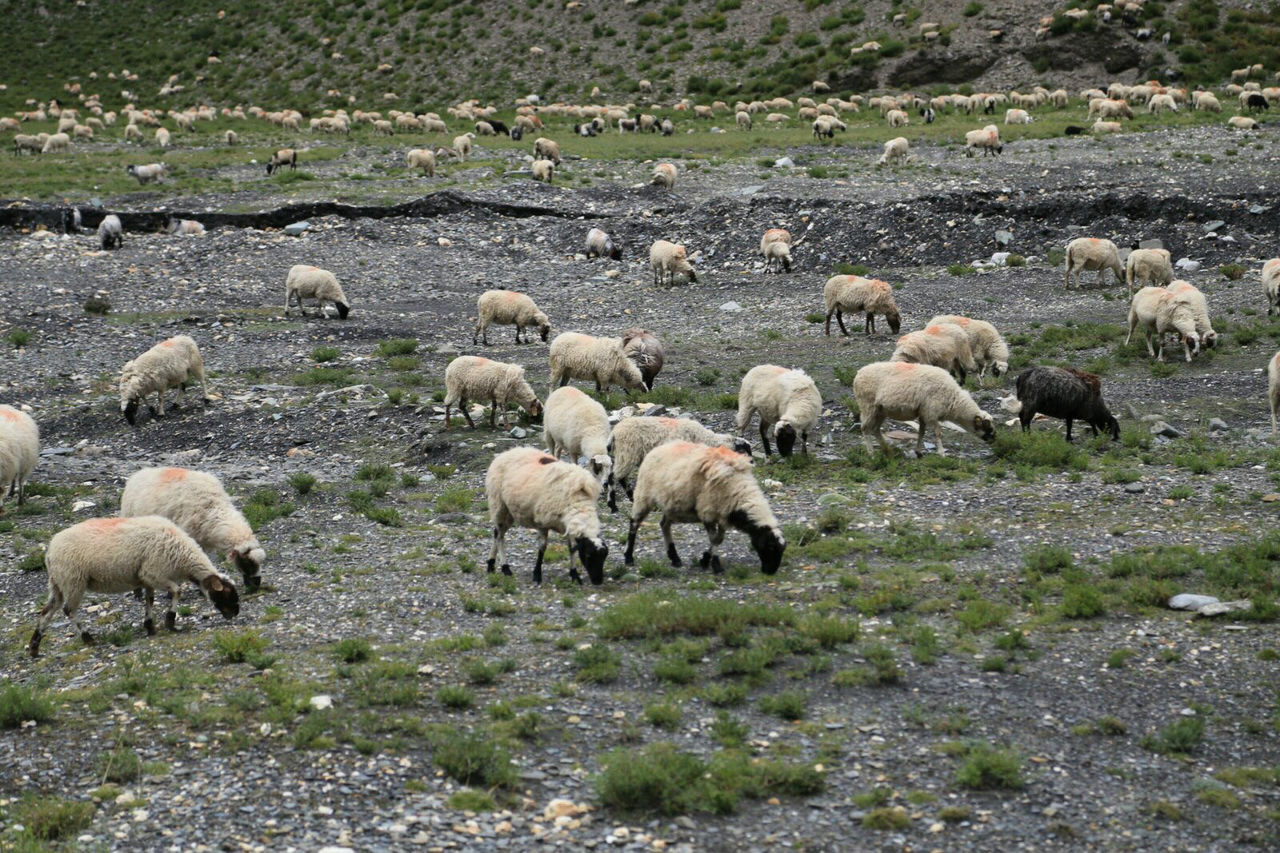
xmin=230 ymin=545 xmax=266 ymax=592
xmin=574 ymin=536 xmax=608 ymax=585
xmin=537 ymin=321 xmax=551 ymax=342
xmin=973 ymin=411 xmax=996 ymax=443
xmin=730 ymin=510 xmax=785 ymax=575
xmin=992 ymin=361 xmax=1010 ymax=377
xmin=1201 ymin=330 xmax=1218 ymax=349
xmin=885 ymin=309 xmax=902 ymax=334
xmin=588 ymin=454 xmax=613 ymax=486
xmin=525 ymin=397 xmax=543 ymax=421
xmin=335 ymin=302 xmax=351 ymax=319
xmin=1098 ymin=413 xmax=1121 ymax=441
xmin=731 ymin=437 xmax=753 ymax=456
xmin=200 ymin=573 xmax=240 ymax=619
xmin=122 ymin=396 xmax=141 ymax=425
xmin=609 ymin=243 xmax=622 ymax=261
xmin=775 ymin=422 xmax=798 ymax=457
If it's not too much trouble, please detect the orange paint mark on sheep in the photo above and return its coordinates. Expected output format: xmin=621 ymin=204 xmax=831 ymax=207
xmin=892 ymin=362 xmax=918 ymax=372
xmin=871 ymin=279 xmax=891 ymax=292
xmin=158 ymin=467 xmax=189 ymax=483
xmin=767 ymin=366 xmax=788 ymax=374
xmin=924 ymin=325 xmax=944 ymax=336
xmin=0 ymin=409 xmax=18 ymax=422
xmin=84 ymin=518 xmax=126 ymax=532
xmin=705 ymin=445 xmax=741 ymax=463
xmin=502 ymin=291 xmax=520 ymax=301
xmin=657 ymin=417 xmax=679 ymax=427
xmin=160 ymin=338 xmax=176 ymax=347
xmin=473 ymin=357 xmax=490 ymax=364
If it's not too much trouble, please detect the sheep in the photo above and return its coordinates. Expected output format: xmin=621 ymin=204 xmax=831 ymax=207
xmin=660 ymin=118 xmax=674 ymax=136
xmin=877 ymin=136 xmax=911 ymax=165
xmin=886 ymin=109 xmax=909 ymax=128
xmin=606 ymin=416 xmax=751 ymax=512
xmin=1004 ymin=108 xmax=1032 ymax=124
xmin=531 ymin=158 xmax=555 ymax=183
xmin=1012 ymin=366 xmax=1119 ymax=441
xmin=823 ymin=274 xmax=902 ymax=335
xmin=373 ymin=119 xmax=394 ymax=136
xmin=1269 ymin=351 xmax=1280 ymax=437
xmin=452 ymin=134 xmax=472 ymax=160
xmin=812 ymin=116 xmax=846 ymax=138
xmin=1148 ymin=93 xmax=1178 ymax=114
xmin=475 ymin=120 xmax=495 ymax=136
xmin=1126 ymin=286 xmax=1200 ymax=362
xmin=224 ymin=129 xmax=239 ymax=145
xmin=621 ymin=328 xmax=663 ymax=391
xmin=651 ymin=162 xmax=677 ymax=189
xmin=284 ymin=264 xmax=351 ymax=319
xmin=548 ymin=331 xmax=647 ymax=393
xmin=406 ymin=148 xmax=436 ymax=176
xmin=168 ymin=219 xmax=205 ymax=236
xmin=853 ymin=361 xmax=996 ymax=457
xmin=0 ymin=405 xmax=38 ymax=507
xmin=422 ymin=117 xmax=448 ymax=133
xmin=964 ymin=125 xmax=1002 ymax=156
xmin=533 ymin=137 xmax=561 ymax=164
xmin=97 ymin=214 xmax=124 ymax=250
xmin=925 ymin=315 xmax=1011 ymax=377
xmin=622 ymin=441 xmax=785 ymax=575
xmin=1064 ymin=237 xmax=1124 ymax=288
xmin=892 ymin=324 xmax=980 ymax=383
xmin=1244 ymin=93 xmax=1270 ymax=112
xmin=736 ymin=110 xmax=752 ymax=130
xmin=1167 ymin=280 xmax=1218 ymax=348
xmin=27 ymin=516 xmax=240 ymax=657
xmin=123 ymin=123 xmax=143 ymax=142
xmin=1263 ymin=258 xmax=1280 ymax=316
xmin=1092 ymin=120 xmax=1122 ymax=134
xmin=1125 ymin=247 xmax=1174 ymax=295
xmin=119 ymin=335 xmax=209 ymax=425
xmin=443 ymin=355 xmax=543 ymax=430
xmin=126 ymin=162 xmax=166 ymax=185
xmin=544 ymin=386 xmax=613 ymax=486
xmin=120 ymin=467 xmax=266 ymax=590
xmin=1194 ymin=92 xmax=1222 ymax=112
xmin=266 ymin=148 xmax=297 ymax=175
xmin=40 ymin=132 xmax=71 ymax=154
xmin=474 ymin=289 xmax=551 ymax=345
xmin=736 ymin=364 xmax=821 ymax=457
xmin=155 ymin=127 xmax=171 ymax=148
xmin=585 ymin=227 xmax=621 ymax=260
xmin=1088 ymin=98 xmax=1133 ymax=119
xmin=650 ymin=240 xmax=698 ymax=285
xmin=1228 ymin=116 xmax=1259 ymax=130
xmin=13 ymin=134 xmax=44 ymax=155
xmin=484 ymin=447 xmax=608 ymax=585
xmin=760 ymin=228 xmax=793 ymax=273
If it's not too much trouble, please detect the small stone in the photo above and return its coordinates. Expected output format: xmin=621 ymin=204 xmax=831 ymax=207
xmin=508 ymin=427 xmax=527 ymax=439
xmin=1208 ymin=418 xmax=1228 ymax=432
xmin=543 ymin=800 xmax=580 ymax=820
xmin=1197 ymin=600 xmax=1253 ymax=617
xmin=994 ymin=230 xmax=1013 ymax=246
xmin=1168 ymin=593 xmax=1219 ymax=610
xmin=773 ymin=157 xmax=794 ymax=169
xmin=71 ymin=500 xmax=96 ymax=512
xmin=283 ymin=221 xmax=310 ymax=236
xmin=990 ymin=252 xmax=1010 ymax=265
xmin=310 ymin=694 xmax=333 ymax=711
xmin=1124 ymin=482 xmax=1145 ymax=494
xmin=1263 ymin=493 xmax=1280 ymax=502
xmin=1201 ymin=220 xmax=1225 ymax=233
xmin=1250 ymin=205 xmax=1272 ymax=215
xmin=1174 ymin=257 xmax=1201 ymax=272
xmin=719 ymin=301 xmax=742 ymax=313
xmin=1150 ymin=421 xmax=1182 ymax=438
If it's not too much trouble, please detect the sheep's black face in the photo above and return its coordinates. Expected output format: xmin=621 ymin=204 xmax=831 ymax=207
xmin=576 ymin=537 xmax=608 ymax=585
xmin=1101 ymin=414 xmax=1121 ymax=441
xmin=232 ymin=552 xmax=262 ymax=592
xmin=202 ymin=575 xmax=240 ymax=619
xmin=732 ymin=438 xmax=752 ymax=456
xmin=265 ymin=163 xmax=274 ymax=176
xmin=886 ymin=311 xmax=902 ymax=334
xmin=753 ymin=527 xmax=786 ymax=575
xmin=335 ymin=303 xmax=350 ymax=320
xmin=975 ymin=414 xmax=996 ymax=443
xmin=123 ymin=398 xmax=140 ymax=425
xmin=609 ymin=246 xmax=622 ymax=261
xmin=539 ymin=324 xmax=550 ymax=342
xmin=775 ymin=423 xmax=798 ymax=457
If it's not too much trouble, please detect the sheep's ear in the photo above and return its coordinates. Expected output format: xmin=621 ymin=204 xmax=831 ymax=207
xmin=207 ymin=576 xmax=225 ymax=592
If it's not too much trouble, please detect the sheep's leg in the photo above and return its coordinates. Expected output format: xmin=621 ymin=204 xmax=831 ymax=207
xmin=864 ymin=313 xmax=875 ymax=334
xmin=489 ymin=397 xmax=499 ymax=429
xmin=623 ymin=506 xmax=650 ymax=566
xmin=660 ymin=516 xmax=682 ymax=567
xmin=515 ymin=324 xmax=524 ymax=345
xmin=459 ymin=396 xmax=477 ymax=429
xmin=532 ymin=530 xmax=549 ymax=585
xmin=165 ymin=586 xmax=180 ymax=631
xmin=486 ymin=523 xmax=512 ymax=576
xmin=836 ymin=309 xmax=850 ymax=336
xmin=932 ymin=419 xmax=947 ymax=457
xmin=143 ymin=588 xmax=157 ymax=636
xmin=565 ymin=536 xmax=583 ymax=584
xmin=914 ymin=417 xmax=928 ymax=458
xmin=1019 ymin=408 xmax=1034 ymax=432
xmin=801 ymin=430 xmax=809 ymax=454
xmin=699 ymin=523 xmax=725 ymax=574
xmin=28 ymin=584 xmax=66 ymax=657
xmin=759 ymin=421 xmax=773 ymax=456
xmin=472 ymin=322 xmax=482 ymax=345
xmin=1064 ymin=418 xmax=1075 ymax=441
xmin=1144 ymin=329 xmax=1158 ymax=359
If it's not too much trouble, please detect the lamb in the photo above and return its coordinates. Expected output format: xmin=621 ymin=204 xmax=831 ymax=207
xmin=1126 ymin=286 xmax=1200 ymax=362
xmin=155 ymin=127 xmax=171 ymax=147
xmin=1167 ymin=280 xmax=1217 ymax=348
xmin=28 ymin=516 xmax=240 ymax=657
xmin=544 ymin=386 xmax=613 ymax=486
xmin=119 ymin=335 xmax=209 ymax=425
xmin=925 ymin=315 xmax=1011 ymax=377
xmin=878 ymin=136 xmax=910 ymax=166
xmin=621 ymin=327 xmax=664 ymax=391
xmin=651 ymin=162 xmax=677 ymax=189
xmin=585 ymin=227 xmax=622 ymax=260
xmin=1064 ymin=237 xmax=1124 ymax=289
xmin=1004 ymin=108 xmax=1032 ymax=124
xmin=760 ymin=228 xmax=793 ymax=273
xmin=623 ymin=442 xmax=785 ymax=575
xmin=1092 ymin=120 xmax=1122 ymax=134
xmin=406 ymin=148 xmax=436 ymax=176
xmin=284 ymin=264 xmax=351 ymax=319
xmin=531 ymin=158 xmax=555 ymax=183
xmin=1125 ymin=247 xmax=1174 ymax=295
xmin=484 ymin=447 xmax=609 ymax=585
xmin=97 ymin=214 xmax=124 ymax=250
xmin=822 ymin=274 xmax=902 ymax=335
xmin=548 ymin=331 xmax=647 ymax=393
xmin=443 ymin=355 xmax=543 ymax=429
xmin=120 ymin=467 xmax=266 ymax=591
xmin=0 ymin=405 xmax=38 ymax=507
xmin=452 ymin=134 xmax=472 ymax=160
xmin=886 ymin=109 xmax=909 ymax=128
xmin=126 ymin=162 xmax=166 ymax=184
xmin=606 ymin=416 xmax=751 ymax=512
xmin=853 ymin=361 xmax=996 ymax=457
xmin=660 ymin=118 xmax=674 ymax=136
xmin=224 ymin=129 xmax=239 ymax=145
xmin=168 ymin=218 xmax=204 ymax=236
xmin=892 ymin=324 xmax=980 ymax=383
xmin=40 ymin=132 xmax=71 ymax=153
xmin=736 ymin=364 xmax=821 ymax=457
xmin=1263 ymin=258 xmax=1280 ymax=316
xmin=736 ymin=110 xmax=752 ymax=130
xmin=1228 ymin=116 xmax=1259 ymax=130
xmin=1011 ymin=366 xmax=1119 ymax=441
xmin=533 ymin=137 xmax=561 ymax=164
xmin=964 ymin=125 xmax=1002 ymax=156
xmin=473 ymin=289 xmax=551 ymax=345
xmin=1269 ymin=351 xmax=1280 ymax=437
xmin=649 ymin=240 xmax=698 ymax=285
xmin=266 ymin=148 xmax=297 ymax=175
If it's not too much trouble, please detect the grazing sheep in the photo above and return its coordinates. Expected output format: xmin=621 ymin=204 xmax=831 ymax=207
xmin=97 ymin=214 xmax=123 ymax=250
xmin=224 ymin=129 xmax=238 ymax=145
xmin=650 ymin=240 xmax=698 ymax=286
xmin=533 ymin=137 xmax=561 ymax=164
xmin=406 ymin=148 xmax=436 ymax=176
xmin=544 ymin=386 xmax=613 ymax=485
xmin=853 ymin=361 xmax=996 ymax=457
xmin=531 ymin=158 xmax=555 ymax=183
xmin=119 ymin=335 xmax=209 ymax=425
xmin=1245 ymin=93 xmax=1270 ymax=112
xmin=13 ymin=134 xmax=44 ymax=155
xmin=1064 ymin=237 xmax=1124 ymax=288
xmin=623 ymin=442 xmax=785 ymax=575
xmin=660 ymin=118 xmax=674 ymax=136
xmin=1088 ymin=98 xmax=1133 ymax=119
xmin=892 ymin=324 xmax=980 ymax=383
xmin=168 ymin=218 xmax=204 ymax=236
xmin=1148 ymin=93 xmax=1178 ymax=113
xmin=1063 ymin=125 xmax=1087 ymax=135
xmin=475 ymin=120 xmax=495 ymax=136
xmin=651 ymin=162 xmax=677 ymax=189
xmin=606 ymin=416 xmax=751 ymax=512
xmin=284 ymin=264 xmax=351 ymax=319
xmin=40 ymin=132 xmax=71 ymax=154
xmin=1228 ymin=116 xmax=1259 ymax=130
xmin=760 ymin=228 xmax=793 ymax=273
xmin=925 ymin=315 xmax=1011 ymax=377
xmin=266 ymin=148 xmax=297 ymax=175
xmin=1167 ymin=280 xmax=1217 ymax=348
xmin=585 ymin=227 xmax=622 ymax=260
xmin=823 ymin=274 xmax=902 ymax=335
xmin=878 ymin=136 xmax=910 ymax=165
xmin=126 ymin=163 xmax=166 ymax=185
xmin=120 ymin=467 xmax=266 ymax=590
xmin=736 ymin=365 xmax=821 ymax=457
xmin=1012 ymin=366 xmax=1119 ymax=441
xmin=452 ymin=134 xmax=472 ymax=160
xmin=1263 ymin=258 xmax=1280 ymax=316
xmin=155 ymin=127 xmax=171 ymax=147
xmin=1125 ymin=247 xmax=1174 ymax=295
xmin=1269 ymin=351 xmax=1280 ymax=437
xmin=621 ymin=328 xmax=664 ymax=391
xmin=1193 ymin=92 xmax=1222 ymax=112
xmin=123 ymin=123 xmax=143 ymax=142
xmin=443 ymin=355 xmax=543 ymax=429
xmin=549 ymin=332 xmax=647 ymax=393
xmin=28 ymin=516 xmax=239 ymax=657
xmin=1092 ymin=120 xmax=1122 ymax=134
xmin=1126 ymin=286 xmax=1200 ymax=362
xmin=1004 ymin=108 xmax=1032 ymax=124
xmin=484 ymin=447 xmax=608 ymax=585
xmin=886 ymin=109 xmax=909 ymax=128
xmin=473 ymin=289 xmax=551 ymax=345
xmin=964 ymin=125 xmax=1002 ymax=156
xmin=736 ymin=110 xmax=752 ymax=130
xmin=373 ymin=119 xmax=394 ymax=136
xmin=0 ymin=405 xmax=38 ymax=507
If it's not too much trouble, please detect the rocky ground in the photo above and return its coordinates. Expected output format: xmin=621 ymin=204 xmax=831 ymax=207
xmin=1 ymin=123 xmax=1280 ymax=851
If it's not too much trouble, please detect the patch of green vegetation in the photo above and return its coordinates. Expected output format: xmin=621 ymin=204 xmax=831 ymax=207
xmin=863 ymin=806 xmax=910 ymax=829
xmin=1141 ymin=716 xmax=1205 ymax=754
xmin=954 ymin=743 xmax=1024 ymax=789
xmin=311 ymin=346 xmax=340 ymax=362
xmin=12 ymin=794 xmax=94 ymax=842
xmin=758 ymin=690 xmax=807 ymax=720
xmin=241 ymin=489 xmax=295 ymax=530
xmin=597 ymin=593 xmax=794 ymax=640
xmin=435 ymin=685 xmax=475 ymax=710
xmin=573 ymin=643 xmax=621 ymax=684
xmin=447 ymin=789 xmax=497 ymax=812
xmin=212 ymin=629 xmax=273 ymax=666
xmin=431 ymin=727 xmax=517 ymax=787
xmin=644 ymin=701 xmax=682 ymax=730
xmin=288 ymin=472 xmax=317 ymax=495
xmin=331 ymin=637 xmax=372 ymax=663
xmin=0 ymin=681 xmax=54 ymax=729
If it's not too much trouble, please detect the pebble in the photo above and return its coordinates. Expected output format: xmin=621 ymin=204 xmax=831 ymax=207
xmin=1208 ymin=418 xmax=1228 ymax=432
xmin=1124 ymin=483 xmax=1145 ymax=494
xmin=283 ymin=221 xmax=310 ymax=236
xmin=1168 ymin=594 xmax=1219 ymax=610
xmin=719 ymin=301 xmax=742 ymax=312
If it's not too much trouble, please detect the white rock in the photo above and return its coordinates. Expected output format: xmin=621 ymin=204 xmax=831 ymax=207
xmin=719 ymin=301 xmax=742 ymax=312
xmin=310 ymin=694 xmax=333 ymax=711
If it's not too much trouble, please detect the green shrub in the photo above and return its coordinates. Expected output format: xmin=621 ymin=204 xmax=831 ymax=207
xmin=644 ymin=702 xmax=682 ymax=730
xmin=1220 ymin=263 xmax=1245 ymax=280
xmin=431 ymin=728 xmax=517 ymax=787
xmin=288 ymin=472 xmax=317 ymax=495
xmin=213 ymin=630 xmax=270 ymax=664
xmin=948 ymin=263 xmax=978 ymax=277
xmin=1061 ymin=583 xmax=1106 ymax=618
xmin=0 ymin=681 xmax=54 ymax=729
xmin=598 ymin=743 xmax=718 ymax=816
xmin=6 ymin=328 xmax=31 ymax=347
xmin=758 ymin=690 xmax=807 ymax=720
xmin=331 ymin=637 xmax=372 ymax=663
xmin=573 ymin=643 xmax=621 ymax=683
xmin=1141 ymin=716 xmax=1204 ymax=754
xmin=14 ymin=794 xmax=94 ymax=841
xmin=436 ymin=685 xmax=475 ymax=709
xmin=377 ymin=338 xmax=418 ymax=357
xmin=311 ymin=346 xmax=340 ymax=362
xmin=1025 ymin=544 xmax=1072 ymax=574
xmin=97 ymin=746 xmax=142 ymax=783
xmin=963 ymin=1 xmax=983 ymax=16
xmin=954 ymin=743 xmax=1024 ymax=789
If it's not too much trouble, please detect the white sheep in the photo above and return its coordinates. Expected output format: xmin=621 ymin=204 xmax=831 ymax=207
xmin=468 ymin=285 xmax=552 ymax=344
xmin=548 ymin=331 xmax=647 ymax=393
xmin=736 ymin=110 xmax=752 ymax=130
xmin=585 ymin=227 xmax=621 ymax=260
xmin=484 ymin=446 xmax=609 ymax=585
xmin=40 ymin=132 xmax=71 ymax=154
xmin=1269 ymin=351 xmax=1280 ymax=437
xmin=1126 ymin=286 xmax=1200 ymax=362
xmin=823 ymin=274 xmax=902 ymax=335
xmin=452 ymin=134 xmax=472 ymax=161
xmin=373 ymin=119 xmax=394 ymax=135
xmin=13 ymin=134 xmax=45 ymax=154
xmin=622 ymin=442 xmax=785 ymax=575
xmin=925 ymin=315 xmax=1011 ymax=377
xmin=98 ymin=214 xmax=123 ymax=250
xmin=736 ymin=364 xmax=821 ymax=457
xmin=123 ymin=123 xmax=143 ymax=142
xmin=225 ymin=129 xmax=239 ymax=145
xmin=1064 ymin=237 xmax=1124 ymax=288
xmin=28 ymin=516 xmax=240 ymax=657
xmin=1091 ymin=120 xmax=1122 ymax=134
xmin=126 ymin=162 xmax=166 ymax=184
xmin=964 ymin=125 xmax=1002 ymax=156
xmin=1125 ymin=247 xmax=1174 ymax=295
xmin=155 ymin=127 xmax=171 ymax=147
xmin=1004 ymin=108 xmax=1032 ymax=124
xmin=406 ymin=148 xmax=436 ymax=176
xmin=1166 ymin=280 xmax=1217 ymax=348
xmin=892 ymin=324 xmax=981 ymax=384
xmin=853 ymin=361 xmax=996 ymax=457
xmin=621 ymin=328 xmax=664 ymax=391
xmin=544 ymin=386 xmax=612 ymax=485
xmin=1193 ymin=92 xmax=1222 ymax=112
xmin=443 ymin=355 xmax=543 ymax=429
xmin=651 ymin=162 xmax=677 ymax=189
xmin=284 ymin=264 xmax=351 ymax=319
xmin=1148 ymin=93 xmax=1178 ymax=113
xmin=266 ymin=148 xmax=297 ymax=175
xmin=606 ymin=416 xmax=750 ymax=512
xmin=119 ymin=335 xmax=209 ymax=425
xmin=1263 ymin=258 xmax=1280 ymax=316
xmin=650 ymin=240 xmax=698 ymax=285
xmin=760 ymin=228 xmax=792 ymax=273
xmin=1228 ymin=116 xmax=1259 ymax=130
xmin=533 ymin=137 xmax=561 ymax=164
xmin=0 ymin=405 xmax=38 ymax=507
xmin=168 ymin=219 xmax=205 ymax=236
xmin=120 ymin=467 xmax=266 ymax=591
xmin=877 ymin=136 xmax=910 ymax=166
xmin=531 ymin=158 xmax=555 ymax=183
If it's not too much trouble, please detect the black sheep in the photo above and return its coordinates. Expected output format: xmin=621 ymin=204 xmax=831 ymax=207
xmin=1014 ymin=366 xmax=1120 ymax=441
xmin=1246 ymin=93 xmax=1270 ymax=113
xmin=1064 ymin=125 xmax=1086 ymax=135
xmin=487 ymin=119 xmax=509 ymax=135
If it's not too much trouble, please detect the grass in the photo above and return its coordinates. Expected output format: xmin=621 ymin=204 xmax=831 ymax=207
xmin=1141 ymin=716 xmax=1205 ymax=755
xmin=212 ymin=630 xmax=272 ymax=666
xmin=12 ymin=794 xmax=94 ymax=841
xmin=954 ymin=743 xmax=1024 ymax=789
xmin=431 ymin=728 xmax=517 ymax=788
xmin=758 ymin=690 xmax=807 ymax=720
xmin=597 ymin=593 xmax=794 ymax=641
xmin=573 ymin=644 xmax=621 ymax=684
xmin=0 ymin=681 xmax=54 ymax=729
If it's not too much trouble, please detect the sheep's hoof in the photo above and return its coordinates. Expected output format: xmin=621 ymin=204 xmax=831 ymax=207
xmin=27 ymin=632 xmax=40 ymax=658
xmin=501 ymin=564 xmax=512 ymax=577
xmin=165 ymin=612 xmax=176 ymax=631
xmin=485 ymin=558 xmax=495 ymax=573
xmin=667 ymin=544 xmax=683 ymax=568
xmin=144 ymin=619 xmax=156 ymax=636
